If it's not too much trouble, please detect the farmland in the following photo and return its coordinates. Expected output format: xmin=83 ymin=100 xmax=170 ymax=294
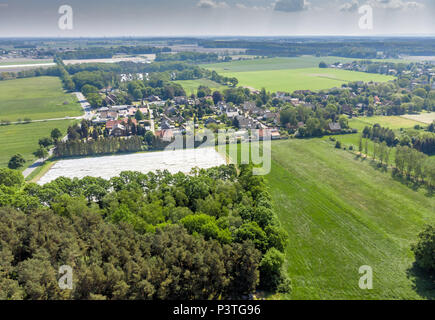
xmin=401 ymin=112 xmax=435 ymax=125
xmin=37 ymin=147 xmax=227 ymax=184
xmin=204 ymin=56 xmax=358 ymax=73
xmin=212 ymin=67 xmax=395 ymax=93
xmin=173 ymin=78 xmax=227 ymax=96
xmin=263 ymin=139 xmax=434 ymax=299
xmin=0 ymin=120 xmax=74 ymax=169
xmin=0 ymin=76 xmax=82 ymax=122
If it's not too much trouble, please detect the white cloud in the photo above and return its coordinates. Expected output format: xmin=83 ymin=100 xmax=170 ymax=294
xmin=197 ymin=0 xmax=229 ymax=9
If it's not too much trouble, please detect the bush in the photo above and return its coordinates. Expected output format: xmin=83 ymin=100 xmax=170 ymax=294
xmin=412 ymin=225 xmax=435 ymax=274
xmin=335 ymin=141 xmax=342 ymax=149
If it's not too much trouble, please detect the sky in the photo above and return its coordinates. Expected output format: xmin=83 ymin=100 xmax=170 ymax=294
xmin=0 ymin=0 xmax=434 ymax=37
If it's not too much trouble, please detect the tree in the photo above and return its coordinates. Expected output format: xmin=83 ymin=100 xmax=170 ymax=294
xmin=144 ymin=131 xmax=154 ymax=146
xmin=51 ymin=128 xmax=63 ymax=142
xmin=0 ymin=168 xmax=24 ymax=187
xmin=39 ymin=137 xmax=53 ymax=148
xmin=135 ymin=110 xmax=144 ymax=121
xmin=232 ymin=117 xmax=240 ymax=129
xmin=319 ymin=61 xmax=328 ymax=68
xmin=8 ymin=154 xmax=26 ymax=170
xmin=259 ymin=248 xmax=285 ymax=291
xmin=335 ymin=141 xmax=342 ymax=149
xmin=212 ymin=91 xmax=223 ymax=105
xmin=33 ymin=147 xmax=49 ymax=161
xmin=412 ymin=225 xmax=435 ymax=275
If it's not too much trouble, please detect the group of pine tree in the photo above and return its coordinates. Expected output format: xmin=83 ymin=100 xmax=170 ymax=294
xmin=0 ymin=165 xmax=291 ymax=300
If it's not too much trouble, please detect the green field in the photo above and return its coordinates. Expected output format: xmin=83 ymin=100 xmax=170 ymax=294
xmin=216 ymin=68 xmax=394 ymax=93
xmin=0 ymin=76 xmax=82 ymax=122
xmin=0 ymin=60 xmax=53 ymax=66
xmin=265 ymin=139 xmax=435 ymax=299
xmin=173 ymin=78 xmax=227 ymax=96
xmin=204 ymin=56 xmax=395 ymax=93
xmin=351 ymin=116 xmax=422 ymax=130
xmin=0 ymin=120 xmax=74 ymax=169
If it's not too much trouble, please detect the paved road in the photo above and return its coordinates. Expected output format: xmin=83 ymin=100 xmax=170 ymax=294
xmin=22 ymin=92 xmax=92 ymax=179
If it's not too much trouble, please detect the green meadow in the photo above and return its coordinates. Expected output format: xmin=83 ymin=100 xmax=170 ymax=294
xmin=216 ymin=68 xmax=394 ymax=93
xmin=173 ymin=78 xmax=227 ymax=96
xmin=0 ymin=76 xmax=82 ymax=122
xmin=227 ymin=139 xmax=434 ymax=299
xmin=204 ymin=56 xmax=395 ymax=93
xmin=0 ymin=120 xmax=74 ymax=169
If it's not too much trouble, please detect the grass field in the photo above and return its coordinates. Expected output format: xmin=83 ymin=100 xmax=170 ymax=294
xmin=0 ymin=120 xmax=74 ymax=169
xmin=262 ymin=139 xmax=434 ymax=299
xmin=204 ymin=56 xmax=395 ymax=93
xmin=0 ymin=60 xmax=53 ymax=66
xmin=0 ymin=77 xmax=82 ymax=122
xmin=215 ymin=68 xmax=394 ymax=93
xmin=173 ymin=78 xmax=227 ymax=95
xmin=351 ymin=116 xmax=422 ymax=130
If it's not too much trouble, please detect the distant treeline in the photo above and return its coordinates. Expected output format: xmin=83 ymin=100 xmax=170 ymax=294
xmin=57 ymin=46 xmax=171 ymax=60
xmin=199 ymin=39 xmax=435 ymax=59
xmin=54 ymin=136 xmax=144 ymax=158
xmin=155 ymin=52 xmax=222 ymax=63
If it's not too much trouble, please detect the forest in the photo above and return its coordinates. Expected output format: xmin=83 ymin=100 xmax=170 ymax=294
xmin=0 ymin=165 xmax=291 ymax=299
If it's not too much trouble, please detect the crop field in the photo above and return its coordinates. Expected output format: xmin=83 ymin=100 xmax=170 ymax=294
xmin=0 ymin=76 xmax=82 ymax=122
xmin=37 ymin=147 xmax=227 ymax=184
xmin=401 ymin=112 xmax=435 ymax=125
xmin=204 ymin=56 xmax=395 ymax=93
xmin=214 ymin=68 xmax=394 ymax=93
xmin=263 ymin=139 xmax=435 ymax=300
xmin=351 ymin=116 xmax=422 ymax=130
xmin=0 ymin=59 xmax=53 ymax=66
xmin=173 ymin=78 xmax=227 ymax=95
xmin=0 ymin=120 xmax=74 ymax=169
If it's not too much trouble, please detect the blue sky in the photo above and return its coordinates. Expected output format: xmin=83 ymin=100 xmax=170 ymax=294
xmin=0 ymin=0 xmax=433 ymax=37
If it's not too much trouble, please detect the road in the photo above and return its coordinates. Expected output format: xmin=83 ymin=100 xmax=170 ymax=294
xmin=22 ymin=92 xmax=92 ymax=179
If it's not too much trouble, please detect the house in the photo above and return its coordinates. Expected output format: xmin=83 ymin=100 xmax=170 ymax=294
xmin=226 ymin=107 xmax=239 ymax=119
xmin=342 ymin=105 xmax=353 ymax=115
xmin=147 ymin=95 xmax=161 ymax=102
xmin=329 ymin=122 xmax=342 ymax=132
xmin=106 ymin=118 xmax=137 ymax=131
xmin=205 ymin=117 xmax=218 ymax=126
xmin=111 ymin=124 xmax=125 ymax=137
xmin=174 ymin=96 xmax=188 ymax=105
xmin=156 ymin=129 xmax=174 ymax=142
xmin=165 ymin=106 xmax=177 ymax=116
xmin=161 ymin=120 xmax=172 ymax=130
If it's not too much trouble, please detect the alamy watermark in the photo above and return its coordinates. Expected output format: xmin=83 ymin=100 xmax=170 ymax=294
xmin=164 ymin=121 xmax=272 ymax=176
xmin=359 ymin=4 xmax=374 ymax=30
xmin=58 ymin=265 xmax=73 ymax=290
xmin=58 ymin=5 xmax=73 ymax=31
xmin=359 ymin=265 xmax=373 ymax=290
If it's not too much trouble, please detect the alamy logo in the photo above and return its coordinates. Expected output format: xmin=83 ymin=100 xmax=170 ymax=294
xmin=164 ymin=121 xmax=272 ymax=176
xmin=358 ymin=265 xmax=373 ymax=290
xmin=358 ymin=5 xmax=373 ymax=30
xmin=58 ymin=265 xmax=73 ymax=290
xmin=58 ymin=5 xmax=73 ymax=31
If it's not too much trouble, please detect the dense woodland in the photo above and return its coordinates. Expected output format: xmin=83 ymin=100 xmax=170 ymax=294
xmin=0 ymin=165 xmax=291 ymax=299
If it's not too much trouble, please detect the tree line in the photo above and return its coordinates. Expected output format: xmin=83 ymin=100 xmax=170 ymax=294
xmin=54 ymin=136 xmax=144 ymax=158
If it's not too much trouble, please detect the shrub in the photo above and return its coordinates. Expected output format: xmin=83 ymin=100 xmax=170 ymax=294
xmin=412 ymin=225 xmax=435 ymax=274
